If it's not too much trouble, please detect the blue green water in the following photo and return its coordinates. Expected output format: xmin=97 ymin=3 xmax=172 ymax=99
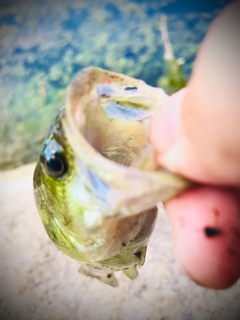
xmin=0 ymin=0 xmax=230 ymax=169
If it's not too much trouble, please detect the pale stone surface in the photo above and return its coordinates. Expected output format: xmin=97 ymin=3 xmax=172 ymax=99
xmin=0 ymin=163 xmax=240 ymax=320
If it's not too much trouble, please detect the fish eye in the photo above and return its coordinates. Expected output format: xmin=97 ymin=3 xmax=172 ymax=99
xmin=40 ymin=153 xmax=68 ymax=178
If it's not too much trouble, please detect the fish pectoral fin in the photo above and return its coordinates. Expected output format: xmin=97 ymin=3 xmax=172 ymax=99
xmin=122 ymin=265 xmax=138 ymax=280
xmin=79 ymin=265 xmax=119 ymax=287
xmin=122 ymin=246 xmax=147 ymax=280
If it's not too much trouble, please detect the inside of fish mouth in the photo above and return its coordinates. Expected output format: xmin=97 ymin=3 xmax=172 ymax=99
xmin=76 ymin=94 xmax=150 ymax=167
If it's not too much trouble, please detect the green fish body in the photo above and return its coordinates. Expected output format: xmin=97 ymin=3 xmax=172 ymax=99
xmin=33 ymin=67 xmax=189 ymax=286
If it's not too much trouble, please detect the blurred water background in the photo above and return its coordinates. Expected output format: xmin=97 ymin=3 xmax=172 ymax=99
xmin=0 ymin=0 xmax=230 ymax=169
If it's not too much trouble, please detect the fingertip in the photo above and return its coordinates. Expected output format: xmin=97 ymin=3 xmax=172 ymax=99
xmin=165 ymin=186 xmax=240 ymax=289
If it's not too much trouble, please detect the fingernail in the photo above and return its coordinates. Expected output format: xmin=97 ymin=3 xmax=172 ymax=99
xmin=149 ymin=88 xmax=187 ymax=155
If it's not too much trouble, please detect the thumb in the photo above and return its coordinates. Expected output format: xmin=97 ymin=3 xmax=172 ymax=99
xmin=150 ymin=82 xmax=240 ymax=185
xmin=150 ymin=1 xmax=240 ymax=186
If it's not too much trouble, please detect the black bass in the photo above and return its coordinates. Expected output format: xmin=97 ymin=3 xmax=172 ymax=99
xmin=33 ymin=67 xmax=189 ymax=287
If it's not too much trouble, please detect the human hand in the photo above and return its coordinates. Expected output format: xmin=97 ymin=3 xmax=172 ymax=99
xmin=150 ymin=1 xmax=240 ymax=289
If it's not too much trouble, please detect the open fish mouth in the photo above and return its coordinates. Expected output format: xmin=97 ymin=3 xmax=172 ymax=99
xmin=64 ymin=67 xmax=167 ymax=169
xmin=62 ymin=67 xmax=190 ymax=219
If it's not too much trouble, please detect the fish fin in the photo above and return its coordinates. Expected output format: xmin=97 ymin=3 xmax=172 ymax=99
xmin=123 ymin=265 xmax=138 ymax=280
xmin=134 ymin=246 xmax=147 ymax=266
xmin=79 ymin=265 xmax=119 ymax=287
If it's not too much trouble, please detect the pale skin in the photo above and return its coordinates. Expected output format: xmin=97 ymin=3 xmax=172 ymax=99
xmin=150 ymin=1 xmax=240 ymax=289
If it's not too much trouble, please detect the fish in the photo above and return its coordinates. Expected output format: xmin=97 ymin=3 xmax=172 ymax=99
xmin=33 ymin=67 xmax=190 ymax=287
